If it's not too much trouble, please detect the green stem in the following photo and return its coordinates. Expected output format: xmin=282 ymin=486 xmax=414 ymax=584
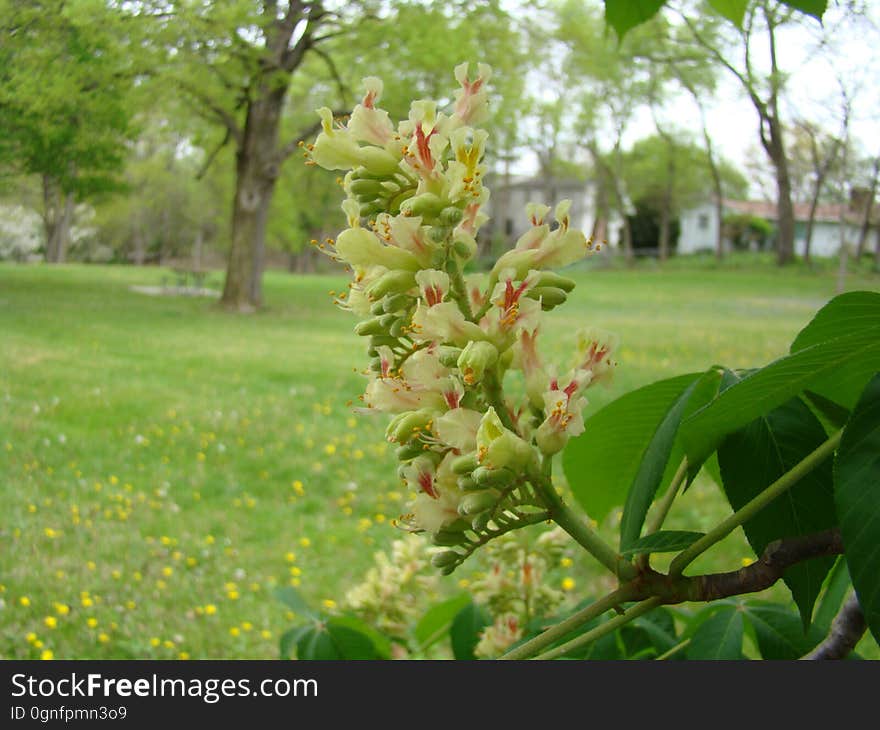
xmin=484 ymin=367 xmax=517 ymax=433
xmin=655 ymin=638 xmax=691 ymax=661
xmin=534 ymin=597 xmax=663 ymax=660
xmin=530 ymin=469 xmax=637 ymax=581
xmin=500 ymin=585 xmax=638 ymax=660
xmin=669 ymin=429 xmax=842 ymax=576
xmin=644 ymin=457 xmax=688 ymax=537
xmin=448 ymin=259 xmax=474 ymax=321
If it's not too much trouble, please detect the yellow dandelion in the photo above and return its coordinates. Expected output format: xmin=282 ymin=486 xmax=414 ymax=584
xmin=98 ymin=633 xmax=110 ymax=644
xmin=241 ymin=621 xmax=253 ymax=632
xmin=40 ymin=649 xmax=54 ymax=661
xmin=353 ymin=449 xmax=364 ymax=460
xmin=81 ymin=597 xmax=93 ymax=608
xmin=178 ymin=652 xmax=190 ymax=660
xmin=299 ymin=537 xmax=311 ymax=548
xmin=322 ymin=599 xmax=337 ymax=611
xmin=44 ymin=616 xmax=58 ymax=629
xmin=229 ymin=627 xmax=240 ymax=637
xmin=54 ymin=603 xmax=70 ymax=616
xmin=204 ymin=604 xmax=217 ymax=616
xmin=125 ymin=600 xmax=136 ymax=610
xmin=26 ymin=632 xmax=38 ymax=644
xmin=163 ymin=640 xmax=174 ymax=649
xmin=162 ymin=566 xmax=173 ymax=577
xmin=205 ymin=535 xmax=215 ymax=545
xmin=19 ymin=596 xmax=31 ymax=607
xmin=285 ymin=552 xmax=296 ymax=563
xmin=86 ymin=618 xmax=98 ymax=629
xmin=150 ymin=637 xmax=161 ymax=647
xmin=86 ymin=561 xmax=96 ymax=571
xmin=560 ymin=557 xmax=573 ymax=568
xmin=561 ymin=577 xmax=575 ymax=592
xmin=260 ymin=630 xmax=272 ymax=640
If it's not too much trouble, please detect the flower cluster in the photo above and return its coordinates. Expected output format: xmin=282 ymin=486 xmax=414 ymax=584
xmin=307 ymin=64 xmax=618 ymax=572
xmin=472 ymin=527 xmax=570 ymax=658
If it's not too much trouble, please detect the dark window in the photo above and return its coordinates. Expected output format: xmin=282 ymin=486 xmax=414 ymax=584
xmin=698 ymin=214 xmax=709 ymax=230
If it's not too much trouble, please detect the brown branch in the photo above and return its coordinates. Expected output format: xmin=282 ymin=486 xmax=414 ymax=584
xmin=688 ymin=529 xmax=844 ymax=602
xmin=803 ymin=594 xmax=867 ymax=660
xmin=196 ymin=128 xmax=231 ymax=180
xmin=277 ymin=108 xmax=347 ymax=161
xmin=636 ymin=529 xmax=845 ymax=603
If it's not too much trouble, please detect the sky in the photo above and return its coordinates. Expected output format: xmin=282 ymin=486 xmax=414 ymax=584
xmin=515 ymin=3 xmax=880 ymax=198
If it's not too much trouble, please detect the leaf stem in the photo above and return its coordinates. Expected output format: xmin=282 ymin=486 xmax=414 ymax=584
xmin=530 ymin=469 xmax=637 ymax=581
xmin=655 ymin=638 xmax=691 ymax=660
xmin=668 ymin=429 xmax=842 ymax=576
xmin=499 ymin=585 xmax=638 ymax=660
xmin=534 ymin=597 xmax=664 ymax=660
xmin=644 ymin=456 xmax=688 ymax=537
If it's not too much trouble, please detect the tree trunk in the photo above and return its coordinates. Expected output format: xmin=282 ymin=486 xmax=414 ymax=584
xmin=658 ymin=152 xmax=675 ymax=262
xmin=221 ymin=90 xmax=285 ymax=312
xmin=803 ymin=188 xmax=821 ymax=266
xmin=41 ymin=175 xmax=74 ymax=264
xmin=766 ymin=121 xmax=796 ymax=265
xmin=855 ymin=156 xmax=879 ymax=261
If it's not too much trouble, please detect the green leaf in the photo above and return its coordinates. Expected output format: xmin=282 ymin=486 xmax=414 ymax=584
xmin=708 ymin=0 xmax=747 ymax=27
xmin=620 ymin=530 xmax=705 ymax=557
xmin=834 ymin=372 xmax=880 ymax=644
xmin=804 ymin=390 xmax=851 ymax=431
xmin=686 ymin=605 xmax=744 ymax=659
xmin=325 ymin=616 xmax=391 ymax=659
xmin=629 ymin=607 xmax=678 ymax=656
xmin=604 ymin=0 xmax=666 ymax=39
xmin=682 ymin=328 xmax=880 ymax=467
xmin=296 ymin=624 xmax=342 ymax=660
xmin=292 ymin=616 xmax=390 ymax=659
xmin=780 ymin=0 xmax=827 ymax=21
xmin=790 ymin=291 xmax=880 ymax=409
xmin=619 ymin=378 xmax=702 ymax=550
xmin=449 ymin=601 xmax=491 ymax=660
xmin=812 ymin=557 xmax=851 ymax=634
xmin=564 ymin=373 xmax=701 ymax=523
xmin=279 ymin=624 xmax=311 ymax=660
xmin=414 ymin=592 xmax=471 ymax=650
xmin=718 ymin=394 xmax=838 ymax=627
xmin=743 ymin=602 xmax=824 ymax=659
xmin=274 ymin=586 xmax=316 ymax=619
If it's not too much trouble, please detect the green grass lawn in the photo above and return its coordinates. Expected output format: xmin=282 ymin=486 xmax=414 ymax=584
xmin=1 ymin=259 xmax=878 ymax=659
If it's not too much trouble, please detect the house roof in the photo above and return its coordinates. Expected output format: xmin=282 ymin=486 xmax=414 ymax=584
xmin=722 ymin=198 xmax=877 ymax=225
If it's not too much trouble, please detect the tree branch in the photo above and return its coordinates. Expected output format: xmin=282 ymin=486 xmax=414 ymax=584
xmin=196 ymin=128 xmax=231 ymax=180
xmin=686 ymin=528 xmax=844 ymax=602
xmin=276 ymin=109 xmax=346 ymax=161
xmin=803 ymin=594 xmax=867 ymax=660
xmin=177 ymin=80 xmax=243 ymax=146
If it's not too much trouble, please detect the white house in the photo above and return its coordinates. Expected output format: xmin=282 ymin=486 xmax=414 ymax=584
xmin=679 ymin=197 xmax=876 ymax=258
xmin=480 ymin=174 xmax=623 ymax=251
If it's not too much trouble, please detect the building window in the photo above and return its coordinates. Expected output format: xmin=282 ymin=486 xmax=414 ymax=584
xmin=698 ymin=214 xmax=709 ymax=231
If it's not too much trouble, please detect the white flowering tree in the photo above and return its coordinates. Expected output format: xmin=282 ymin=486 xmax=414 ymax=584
xmin=289 ymin=65 xmax=880 ymax=661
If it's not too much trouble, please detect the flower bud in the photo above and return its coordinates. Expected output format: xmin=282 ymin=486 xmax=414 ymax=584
xmin=534 ymin=271 xmax=577 ymax=292
xmin=437 ymin=346 xmax=463 ymax=367
xmin=367 ymin=270 xmax=417 ymax=299
xmin=450 ymin=453 xmax=480 ymax=475
xmin=354 ymin=313 xmax=396 ymax=337
xmin=471 ymin=512 xmax=492 ymax=531
xmin=431 ymin=530 xmax=469 ymax=547
xmin=382 ymin=293 xmax=412 ymax=313
xmin=458 ymin=490 xmax=499 ymax=516
xmin=526 ymin=286 xmax=567 ymax=310
xmin=396 ymin=442 xmax=427 ymax=461
xmin=457 ymin=341 xmax=498 ymax=385
xmin=476 ymin=407 xmax=532 ymax=472
xmin=472 ymin=466 xmax=514 ymax=488
xmin=401 ymin=192 xmax=446 ymax=218
xmin=457 ymin=474 xmax=480 ymax=491
xmin=431 ymin=550 xmax=461 ymax=568
xmin=452 ymin=232 xmax=477 ymax=260
xmin=440 ymin=206 xmax=464 ymax=226
xmin=386 ymin=409 xmax=434 ymax=444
